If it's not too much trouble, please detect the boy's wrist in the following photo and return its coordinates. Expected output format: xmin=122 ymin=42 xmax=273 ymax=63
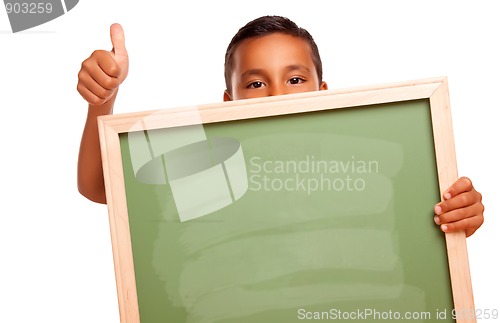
xmin=88 ymin=90 xmax=117 ymax=117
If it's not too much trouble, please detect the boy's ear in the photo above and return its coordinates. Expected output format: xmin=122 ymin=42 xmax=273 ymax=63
xmin=319 ymin=81 xmax=328 ymax=91
xmin=223 ymin=90 xmax=232 ymax=101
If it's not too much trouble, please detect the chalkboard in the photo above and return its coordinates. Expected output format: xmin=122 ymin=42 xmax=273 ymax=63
xmin=98 ymin=77 xmax=475 ymax=323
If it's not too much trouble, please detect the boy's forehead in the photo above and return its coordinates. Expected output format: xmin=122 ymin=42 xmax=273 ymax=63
xmin=231 ymin=33 xmax=315 ymax=72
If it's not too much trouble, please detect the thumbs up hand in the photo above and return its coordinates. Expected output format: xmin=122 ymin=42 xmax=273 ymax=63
xmin=77 ymin=23 xmax=129 ymax=106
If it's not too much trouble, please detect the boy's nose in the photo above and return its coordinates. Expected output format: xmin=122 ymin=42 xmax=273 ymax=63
xmin=268 ymin=84 xmax=287 ymax=97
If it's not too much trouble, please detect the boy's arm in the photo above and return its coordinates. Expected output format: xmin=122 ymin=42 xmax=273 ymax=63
xmin=77 ymin=24 xmax=129 ymax=204
xmin=434 ymin=177 xmax=484 ymax=237
xmin=77 ymin=97 xmax=115 ymax=203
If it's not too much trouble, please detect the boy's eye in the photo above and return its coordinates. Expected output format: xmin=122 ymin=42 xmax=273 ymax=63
xmin=247 ymin=81 xmax=265 ymax=89
xmin=288 ymin=77 xmax=305 ymax=85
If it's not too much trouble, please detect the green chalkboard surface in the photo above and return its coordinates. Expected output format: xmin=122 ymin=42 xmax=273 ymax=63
xmin=117 ymin=99 xmax=454 ymax=322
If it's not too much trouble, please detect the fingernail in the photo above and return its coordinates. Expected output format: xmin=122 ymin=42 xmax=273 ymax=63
xmin=434 ymin=205 xmax=442 ymax=215
xmin=444 ymin=192 xmax=452 ymax=200
xmin=441 ymin=225 xmax=448 ymax=232
xmin=434 ymin=216 xmax=441 ymax=225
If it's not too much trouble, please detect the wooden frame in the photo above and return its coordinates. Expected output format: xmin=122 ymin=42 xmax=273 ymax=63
xmin=98 ymin=77 xmax=475 ymax=323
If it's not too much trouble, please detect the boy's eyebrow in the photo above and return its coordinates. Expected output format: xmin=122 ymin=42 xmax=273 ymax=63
xmin=240 ymin=65 xmax=312 ymax=80
xmin=240 ymin=69 xmax=266 ymax=80
xmin=284 ymin=65 xmax=311 ymax=74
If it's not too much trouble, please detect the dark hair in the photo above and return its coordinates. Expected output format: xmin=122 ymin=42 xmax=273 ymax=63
xmin=224 ymin=15 xmax=323 ymax=95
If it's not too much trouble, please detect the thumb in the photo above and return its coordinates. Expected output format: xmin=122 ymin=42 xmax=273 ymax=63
xmin=110 ymin=23 xmax=129 ymax=69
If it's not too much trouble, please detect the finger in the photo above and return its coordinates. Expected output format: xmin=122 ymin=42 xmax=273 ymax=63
xmin=434 ymin=202 xmax=483 ymax=225
xmin=78 ymin=70 xmax=116 ymax=101
xmin=79 ymin=66 xmax=118 ymax=97
xmin=434 ymin=190 xmax=482 ymax=215
xmin=77 ymin=82 xmax=110 ymax=106
xmin=465 ymin=216 xmax=484 ymax=237
xmin=84 ymin=64 xmax=120 ymax=91
xmin=84 ymin=78 xmax=116 ymax=101
xmin=110 ymin=23 xmax=128 ymax=67
xmin=442 ymin=176 xmax=474 ymax=199
xmin=81 ymin=52 xmax=120 ymax=86
xmin=439 ymin=215 xmax=484 ymax=237
xmin=88 ymin=50 xmax=121 ymax=79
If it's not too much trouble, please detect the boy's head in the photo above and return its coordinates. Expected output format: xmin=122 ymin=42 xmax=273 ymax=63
xmin=224 ymin=15 xmax=328 ymax=101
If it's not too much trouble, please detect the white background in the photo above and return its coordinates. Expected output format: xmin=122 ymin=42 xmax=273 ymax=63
xmin=1 ymin=1 xmax=498 ymax=322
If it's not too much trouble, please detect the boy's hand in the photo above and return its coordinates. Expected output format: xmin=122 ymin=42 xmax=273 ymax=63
xmin=434 ymin=177 xmax=484 ymax=237
xmin=77 ymin=23 xmax=129 ymax=106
